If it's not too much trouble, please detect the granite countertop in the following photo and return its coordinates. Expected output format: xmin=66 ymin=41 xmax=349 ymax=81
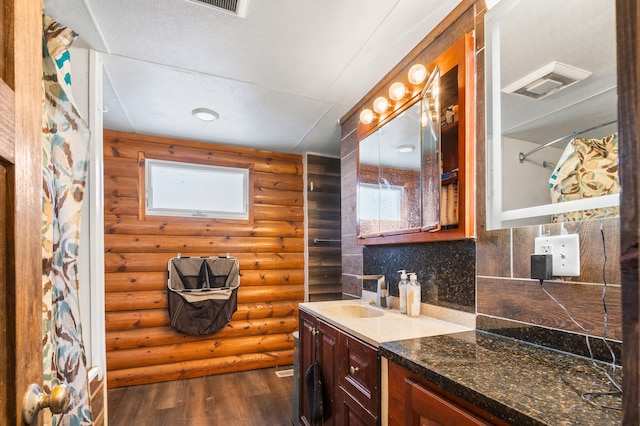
xmin=380 ymin=331 xmax=622 ymax=426
xmin=299 ymin=300 xmax=471 ymax=347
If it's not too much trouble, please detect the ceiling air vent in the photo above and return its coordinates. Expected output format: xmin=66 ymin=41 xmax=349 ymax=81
xmin=502 ymin=61 xmax=591 ymax=100
xmin=189 ymin=0 xmax=248 ymax=17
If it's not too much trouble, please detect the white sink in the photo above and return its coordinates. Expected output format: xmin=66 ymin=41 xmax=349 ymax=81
xmin=300 ymin=300 xmax=473 ymax=347
xmin=319 ymin=303 xmax=385 ymax=318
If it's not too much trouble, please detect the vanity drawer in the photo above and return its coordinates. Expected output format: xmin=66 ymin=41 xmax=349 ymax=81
xmin=340 ymin=333 xmax=379 ymax=415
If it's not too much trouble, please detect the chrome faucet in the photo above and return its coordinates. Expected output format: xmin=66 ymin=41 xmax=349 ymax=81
xmin=355 ymin=275 xmax=389 ymax=308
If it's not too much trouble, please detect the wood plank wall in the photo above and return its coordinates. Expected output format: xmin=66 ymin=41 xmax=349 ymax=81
xmin=90 ymin=373 xmax=105 ymax=425
xmin=103 ymin=130 xmax=304 ymax=388
xmin=305 ymin=155 xmax=342 ymax=301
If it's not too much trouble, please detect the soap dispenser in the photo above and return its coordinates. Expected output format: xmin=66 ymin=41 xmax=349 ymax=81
xmin=397 ymin=270 xmax=408 ymax=314
xmin=407 ymin=273 xmax=421 ymax=317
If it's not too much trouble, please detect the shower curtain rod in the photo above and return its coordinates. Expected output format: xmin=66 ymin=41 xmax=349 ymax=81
xmin=518 ymin=119 xmax=617 ymax=163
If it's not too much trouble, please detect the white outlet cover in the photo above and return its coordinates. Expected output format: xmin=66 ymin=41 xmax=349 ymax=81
xmin=534 ymin=234 xmax=580 ymax=277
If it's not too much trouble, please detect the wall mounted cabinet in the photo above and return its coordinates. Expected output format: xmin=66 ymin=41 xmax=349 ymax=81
xmin=356 ymin=33 xmax=475 ymax=245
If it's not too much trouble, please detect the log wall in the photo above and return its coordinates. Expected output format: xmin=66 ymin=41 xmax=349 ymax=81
xmin=103 ymin=130 xmax=304 ymax=388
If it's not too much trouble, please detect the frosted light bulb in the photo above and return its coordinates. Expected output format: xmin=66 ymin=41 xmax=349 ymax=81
xmin=360 ymin=108 xmax=375 ymax=124
xmin=408 ymin=64 xmax=428 ymax=85
xmin=389 ymin=82 xmax=408 ymax=101
xmin=373 ymin=96 xmax=389 ymax=114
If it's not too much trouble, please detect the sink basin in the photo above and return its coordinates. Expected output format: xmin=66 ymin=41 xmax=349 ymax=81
xmin=320 ymin=304 xmax=384 ymax=318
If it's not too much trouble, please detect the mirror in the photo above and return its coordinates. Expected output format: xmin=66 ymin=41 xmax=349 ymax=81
xmin=358 ymin=102 xmax=422 ymax=237
xmin=421 ymin=67 xmax=441 ymax=231
xmin=485 ymin=0 xmax=619 ymax=230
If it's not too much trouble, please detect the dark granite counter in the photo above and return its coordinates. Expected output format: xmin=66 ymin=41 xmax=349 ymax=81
xmin=379 ymin=330 xmax=622 ymax=425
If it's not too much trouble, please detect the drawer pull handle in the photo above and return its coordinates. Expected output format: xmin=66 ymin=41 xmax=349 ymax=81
xmin=349 ymin=366 xmax=359 ymax=375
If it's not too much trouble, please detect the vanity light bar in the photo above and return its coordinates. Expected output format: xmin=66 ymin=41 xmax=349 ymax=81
xmin=360 ymin=63 xmax=430 ymax=124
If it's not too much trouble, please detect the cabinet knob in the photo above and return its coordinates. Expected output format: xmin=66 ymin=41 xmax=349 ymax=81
xmin=349 ymin=366 xmax=359 ymax=375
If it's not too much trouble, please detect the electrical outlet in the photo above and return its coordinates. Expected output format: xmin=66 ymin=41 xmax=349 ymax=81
xmin=534 ymin=234 xmax=580 ymax=276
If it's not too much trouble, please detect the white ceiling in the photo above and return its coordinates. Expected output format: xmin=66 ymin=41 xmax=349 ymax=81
xmin=492 ymin=0 xmax=617 ymax=145
xmin=43 ymin=0 xmax=462 ymax=157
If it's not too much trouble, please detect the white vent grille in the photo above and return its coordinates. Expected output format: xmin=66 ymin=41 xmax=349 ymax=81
xmin=502 ymin=61 xmax=591 ymax=100
xmin=189 ymin=0 xmax=248 ymax=17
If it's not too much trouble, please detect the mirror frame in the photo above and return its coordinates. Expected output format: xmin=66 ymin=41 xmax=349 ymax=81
xmin=484 ymin=0 xmax=619 ymax=230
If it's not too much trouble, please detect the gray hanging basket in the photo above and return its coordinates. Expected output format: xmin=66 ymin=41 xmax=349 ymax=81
xmin=167 ymin=255 xmax=240 ymax=335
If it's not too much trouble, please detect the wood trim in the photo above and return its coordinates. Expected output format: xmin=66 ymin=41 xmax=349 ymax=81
xmin=617 ymin=0 xmax=640 ymax=423
xmin=137 ymin=151 xmax=146 ymax=220
xmin=4 ymin=0 xmax=43 ymax=423
xmin=0 ymin=81 xmax=15 ymax=163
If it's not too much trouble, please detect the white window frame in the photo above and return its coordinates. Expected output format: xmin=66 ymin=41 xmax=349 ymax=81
xmin=145 ymin=158 xmax=250 ymax=220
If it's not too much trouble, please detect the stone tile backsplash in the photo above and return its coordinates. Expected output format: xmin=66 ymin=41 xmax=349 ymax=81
xmin=363 ymin=240 xmax=476 ymax=313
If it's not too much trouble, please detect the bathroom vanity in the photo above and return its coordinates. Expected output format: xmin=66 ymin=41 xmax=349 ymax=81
xmin=298 ymin=300 xmax=622 ymax=425
xmin=297 ymin=300 xmax=471 ymax=425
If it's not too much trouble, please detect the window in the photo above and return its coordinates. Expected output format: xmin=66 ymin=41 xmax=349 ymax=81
xmin=358 ymin=182 xmax=403 ymax=221
xmin=145 ymin=158 xmax=250 ymax=220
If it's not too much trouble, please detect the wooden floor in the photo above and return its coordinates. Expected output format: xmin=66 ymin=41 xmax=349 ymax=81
xmin=107 ymin=366 xmax=295 ymax=426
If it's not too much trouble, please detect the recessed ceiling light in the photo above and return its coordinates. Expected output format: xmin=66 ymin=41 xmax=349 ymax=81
xmin=192 ymin=108 xmax=219 ymax=121
xmin=396 ymin=144 xmax=415 ymax=153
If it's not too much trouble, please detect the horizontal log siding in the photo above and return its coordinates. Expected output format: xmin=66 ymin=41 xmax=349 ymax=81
xmin=103 ymin=130 xmax=304 ymax=388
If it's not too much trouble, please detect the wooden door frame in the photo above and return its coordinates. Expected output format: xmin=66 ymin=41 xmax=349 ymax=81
xmin=2 ymin=0 xmax=43 ymax=423
xmin=618 ymin=0 xmax=640 ymax=424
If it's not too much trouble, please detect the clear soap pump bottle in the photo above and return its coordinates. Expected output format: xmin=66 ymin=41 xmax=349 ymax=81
xmin=407 ymin=273 xmax=421 ymax=317
xmin=397 ymin=270 xmax=408 ymax=314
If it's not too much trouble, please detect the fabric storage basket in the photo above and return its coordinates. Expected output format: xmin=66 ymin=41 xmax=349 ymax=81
xmin=167 ymin=255 xmax=240 ymax=335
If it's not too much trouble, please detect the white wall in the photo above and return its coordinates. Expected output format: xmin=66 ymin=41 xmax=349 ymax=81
xmin=70 ymin=46 xmax=106 ymax=379
xmin=501 ymin=136 xmax=564 ymax=211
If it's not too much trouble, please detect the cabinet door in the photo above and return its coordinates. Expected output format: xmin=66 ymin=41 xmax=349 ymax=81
xmin=405 ymin=378 xmax=492 ymax=426
xmin=340 ymin=334 xmax=380 ymax=415
xmin=339 ymin=390 xmax=379 ymax=426
xmin=317 ymin=320 xmax=341 ymax=425
xmin=299 ymin=313 xmax=341 ymax=426
xmin=299 ymin=311 xmax=317 ymax=426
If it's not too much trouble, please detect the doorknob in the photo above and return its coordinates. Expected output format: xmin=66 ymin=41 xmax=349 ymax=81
xmin=22 ymin=383 xmax=71 ymax=424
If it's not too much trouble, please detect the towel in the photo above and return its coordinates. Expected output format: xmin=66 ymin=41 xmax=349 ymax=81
xmin=304 ymin=360 xmax=324 ymax=424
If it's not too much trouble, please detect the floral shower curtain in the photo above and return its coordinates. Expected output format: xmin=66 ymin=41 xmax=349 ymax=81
xmin=549 ymin=132 xmax=620 ymax=223
xmin=42 ymin=15 xmax=92 ymax=425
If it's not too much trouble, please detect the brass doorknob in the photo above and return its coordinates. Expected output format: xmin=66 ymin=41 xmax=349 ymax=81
xmin=22 ymin=383 xmax=71 ymax=424
xmin=349 ymin=366 xmax=359 ymax=375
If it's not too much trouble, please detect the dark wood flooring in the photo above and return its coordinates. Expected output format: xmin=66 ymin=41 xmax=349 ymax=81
xmin=107 ymin=366 xmax=295 ymax=426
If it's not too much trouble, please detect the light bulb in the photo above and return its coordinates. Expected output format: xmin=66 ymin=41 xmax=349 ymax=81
xmin=421 ymin=111 xmax=429 ymax=126
xmin=408 ymin=64 xmax=428 ymax=85
xmin=389 ymin=82 xmax=408 ymax=101
xmin=373 ymin=96 xmax=390 ymax=114
xmin=360 ymin=108 xmax=375 ymax=125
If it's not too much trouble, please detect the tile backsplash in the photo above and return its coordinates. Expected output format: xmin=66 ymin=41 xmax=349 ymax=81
xmin=363 ymin=240 xmax=476 ymax=313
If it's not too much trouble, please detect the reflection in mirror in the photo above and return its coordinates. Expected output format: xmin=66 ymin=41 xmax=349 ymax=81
xmin=421 ymin=67 xmax=441 ymax=231
xmin=486 ymin=0 xmax=619 ymax=230
xmin=358 ymin=102 xmax=422 ymax=237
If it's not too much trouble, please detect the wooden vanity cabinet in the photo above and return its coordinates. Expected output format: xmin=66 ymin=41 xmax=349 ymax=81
xmin=299 ymin=310 xmax=341 ymax=426
xmin=299 ymin=310 xmax=381 ymax=425
xmin=388 ymin=361 xmax=507 ymax=426
xmin=339 ymin=333 xmax=380 ymax=425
